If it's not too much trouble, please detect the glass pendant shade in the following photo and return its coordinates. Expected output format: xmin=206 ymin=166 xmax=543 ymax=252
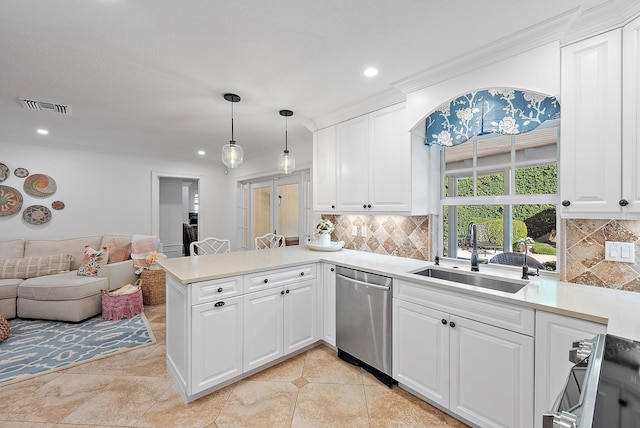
xmin=279 ymin=150 xmax=295 ymax=174
xmin=222 ymin=141 xmax=243 ymax=168
xmin=221 ymin=93 xmax=243 ymax=168
xmin=278 ymin=109 xmax=295 ymax=174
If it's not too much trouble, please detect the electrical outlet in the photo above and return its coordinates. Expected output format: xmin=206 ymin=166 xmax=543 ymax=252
xmin=352 ymin=225 xmax=358 ymax=236
xmin=362 ymin=225 xmax=368 ymax=237
xmin=605 ymin=241 xmax=635 ymax=263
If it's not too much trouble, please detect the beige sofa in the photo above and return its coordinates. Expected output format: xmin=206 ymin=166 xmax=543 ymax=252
xmin=0 ymin=235 xmax=140 ymax=322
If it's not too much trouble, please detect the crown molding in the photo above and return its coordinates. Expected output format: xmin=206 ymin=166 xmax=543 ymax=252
xmin=561 ymin=0 xmax=640 ymax=45
xmin=309 ymin=88 xmax=406 ymax=131
xmin=391 ymin=9 xmax=579 ymax=95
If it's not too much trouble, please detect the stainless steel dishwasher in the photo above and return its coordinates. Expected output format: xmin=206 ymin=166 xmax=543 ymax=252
xmin=335 ymin=266 xmax=394 ymax=387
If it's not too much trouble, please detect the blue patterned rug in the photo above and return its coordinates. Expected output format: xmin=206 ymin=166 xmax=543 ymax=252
xmin=0 ymin=314 xmax=155 ymax=385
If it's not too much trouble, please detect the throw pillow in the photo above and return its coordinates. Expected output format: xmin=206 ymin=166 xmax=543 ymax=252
xmin=0 ymin=254 xmax=72 ymax=279
xmin=105 ymin=239 xmax=132 ymax=264
xmin=77 ymin=246 xmax=109 ymax=277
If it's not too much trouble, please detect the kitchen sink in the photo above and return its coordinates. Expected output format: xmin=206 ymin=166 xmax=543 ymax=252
xmin=412 ymin=268 xmax=527 ymax=294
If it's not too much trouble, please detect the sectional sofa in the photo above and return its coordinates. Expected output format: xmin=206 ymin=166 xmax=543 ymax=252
xmin=0 ymin=235 xmax=141 ymax=322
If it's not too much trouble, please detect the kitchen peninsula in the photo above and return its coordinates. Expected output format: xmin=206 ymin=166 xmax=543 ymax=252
xmin=159 ymin=246 xmax=640 ymax=427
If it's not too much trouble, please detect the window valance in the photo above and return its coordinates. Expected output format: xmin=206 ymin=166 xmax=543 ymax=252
xmin=425 ymin=88 xmax=560 ymax=147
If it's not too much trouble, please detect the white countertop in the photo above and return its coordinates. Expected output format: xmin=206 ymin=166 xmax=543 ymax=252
xmin=158 ymin=246 xmax=640 ymax=341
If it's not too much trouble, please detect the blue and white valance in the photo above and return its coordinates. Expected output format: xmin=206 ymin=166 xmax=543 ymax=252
xmin=425 ymin=88 xmax=560 ymax=146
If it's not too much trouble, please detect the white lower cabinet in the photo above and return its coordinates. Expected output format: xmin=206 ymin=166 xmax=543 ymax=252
xmin=393 ymin=280 xmax=534 ymax=428
xmin=244 ymin=279 xmax=317 ymax=372
xmin=321 ymin=263 xmax=336 ymax=346
xmin=534 ymin=310 xmax=607 ymax=428
xmin=191 ymin=296 xmax=243 ymax=394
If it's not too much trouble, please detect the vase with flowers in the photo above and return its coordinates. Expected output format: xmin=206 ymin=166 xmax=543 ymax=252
xmin=315 ymin=218 xmax=335 ymax=246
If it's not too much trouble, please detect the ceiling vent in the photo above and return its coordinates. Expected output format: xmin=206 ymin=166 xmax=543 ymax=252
xmin=19 ymin=98 xmax=72 ymax=115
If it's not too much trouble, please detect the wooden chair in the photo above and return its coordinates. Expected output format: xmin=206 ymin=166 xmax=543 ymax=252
xmin=190 ymin=237 xmax=231 ymax=256
xmin=255 ymin=233 xmax=286 ymax=250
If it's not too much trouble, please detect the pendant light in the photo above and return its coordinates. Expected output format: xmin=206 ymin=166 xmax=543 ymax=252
xmin=221 ymin=93 xmax=243 ymax=168
xmin=278 ymin=109 xmax=295 ymax=174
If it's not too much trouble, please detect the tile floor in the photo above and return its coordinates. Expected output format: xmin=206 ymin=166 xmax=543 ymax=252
xmin=0 ymin=304 xmax=468 ymax=427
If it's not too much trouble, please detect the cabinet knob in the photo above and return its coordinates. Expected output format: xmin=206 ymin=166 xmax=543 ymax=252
xmin=620 ymin=199 xmax=629 ymax=207
xmin=286 ymin=289 xmax=290 ymax=294
xmin=264 ymin=279 xmax=269 ymax=284
xmin=441 ymin=319 xmax=447 ymax=325
xmin=217 ymin=287 xmax=223 ymax=293
xmin=363 ymin=204 xmax=367 ymax=209
xmin=331 ymin=205 xmax=335 ymax=209
xmin=367 ymin=204 xmax=372 ymax=209
xmin=281 ymin=290 xmax=285 ymax=295
xmin=449 ymin=321 xmax=456 ymax=328
xmin=300 ymin=272 xmax=305 ymax=276
xmin=214 ymin=301 xmax=225 ymax=307
xmin=330 ymin=268 xmax=335 ymax=272
xmin=561 ymin=200 xmax=571 ymax=207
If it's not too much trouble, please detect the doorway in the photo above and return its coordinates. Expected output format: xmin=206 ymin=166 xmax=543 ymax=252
xmin=241 ymin=171 xmax=310 ymax=250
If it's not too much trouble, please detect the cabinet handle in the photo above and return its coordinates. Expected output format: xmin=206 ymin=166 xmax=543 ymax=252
xmin=214 ymin=301 xmax=225 ymax=307
xmin=441 ymin=319 xmax=447 ymax=325
xmin=331 ymin=205 xmax=335 ymax=209
xmin=367 ymin=204 xmax=372 ymax=209
xmin=330 ymin=268 xmax=335 ymax=272
xmin=363 ymin=204 xmax=367 ymax=209
xmin=300 ymin=272 xmax=305 ymax=276
xmin=281 ymin=290 xmax=285 ymax=295
xmin=264 ymin=279 xmax=269 ymax=284
xmin=285 ymin=289 xmax=290 ymax=294
xmin=217 ymin=287 xmax=223 ymax=293
xmin=562 ymin=200 xmax=571 ymax=207
xmin=620 ymin=199 xmax=629 ymax=207
xmin=449 ymin=321 xmax=456 ymax=328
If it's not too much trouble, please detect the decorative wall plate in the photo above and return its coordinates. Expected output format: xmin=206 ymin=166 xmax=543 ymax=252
xmin=0 ymin=185 xmax=23 ymax=216
xmin=0 ymin=163 xmax=8 ymax=183
xmin=51 ymin=200 xmax=65 ymax=210
xmin=14 ymin=168 xmax=29 ymax=178
xmin=24 ymin=174 xmax=57 ymax=197
xmin=23 ymin=205 xmax=52 ymax=225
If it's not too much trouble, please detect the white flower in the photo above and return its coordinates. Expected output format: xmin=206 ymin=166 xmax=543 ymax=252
xmin=316 ymin=219 xmax=335 ymax=235
xmin=435 ymin=130 xmax=453 ymax=146
xmin=498 ymin=116 xmax=519 ymax=134
xmin=456 ymin=107 xmax=476 ymax=121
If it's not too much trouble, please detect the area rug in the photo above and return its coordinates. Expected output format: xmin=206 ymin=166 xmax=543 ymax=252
xmin=0 ymin=314 xmax=156 ymax=386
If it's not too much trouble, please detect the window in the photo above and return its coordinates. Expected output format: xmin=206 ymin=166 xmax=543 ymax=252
xmin=441 ymin=122 xmax=559 ymax=271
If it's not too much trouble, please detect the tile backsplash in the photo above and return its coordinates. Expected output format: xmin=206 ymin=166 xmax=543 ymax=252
xmin=564 ymin=219 xmax=640 ymax=292
xmin=320 ymin=214 xmax=433 ymax=261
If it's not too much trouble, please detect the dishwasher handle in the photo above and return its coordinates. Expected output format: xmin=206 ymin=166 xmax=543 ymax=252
xmin=336 ymin=273 xmax=390 ymax=291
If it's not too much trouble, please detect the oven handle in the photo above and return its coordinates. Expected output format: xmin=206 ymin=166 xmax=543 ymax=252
xmin=336 ymin=273 xmax=390 ymax=291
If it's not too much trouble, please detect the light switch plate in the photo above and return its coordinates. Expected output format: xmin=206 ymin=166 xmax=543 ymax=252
xmin=605 ymin=241 xmax=635 ymax=263
xmin=352 ymin=225 xmax=358 ymax=236
xmin=362 ymin=225 xmax=368 ymax=237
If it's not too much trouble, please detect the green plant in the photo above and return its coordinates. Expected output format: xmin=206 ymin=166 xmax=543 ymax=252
xmin=470 ymin=217 xmax=527 ymax=246
xmin=531 ymin=242 xmax=556 ymax=255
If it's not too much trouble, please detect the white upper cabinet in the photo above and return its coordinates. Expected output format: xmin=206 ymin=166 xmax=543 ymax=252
xmin=561 ymin=18 xmax=640 ymax=217
xmin=623 ymin=15 xmax=640 ymax=213
xmin=313 ymin=103 xmax=431 ymax=214
xmin=560 ymin=29 xmax=622 ymax=215
xmin=313 ymin=126 xmax=338 ymax=212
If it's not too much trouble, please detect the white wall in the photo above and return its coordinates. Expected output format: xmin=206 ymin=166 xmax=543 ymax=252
xmin=405 ymin=41 xmax=561 ymax=132
xmin=1 ymin=142 xmax=230 ymax=243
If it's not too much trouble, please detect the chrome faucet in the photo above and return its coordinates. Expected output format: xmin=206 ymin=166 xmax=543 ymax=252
xmin=517 ymin=238 xmax=539 ymax=280
xmin=470 ymin=224 xmax=480 ymax=272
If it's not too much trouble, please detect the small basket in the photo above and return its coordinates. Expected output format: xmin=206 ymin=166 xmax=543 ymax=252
xmin=140 ymin=268 xmax=166 ymax=305
xmin=0 ymin=315 xmax=10 ymax=343
xmin=101 ymin=281 xmax=144 ymax=321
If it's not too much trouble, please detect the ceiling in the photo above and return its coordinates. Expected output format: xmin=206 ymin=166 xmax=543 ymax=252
xmin=0 ymin=0 xmax=624 ymax=164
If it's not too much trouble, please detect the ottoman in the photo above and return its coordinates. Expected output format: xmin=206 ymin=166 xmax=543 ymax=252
xmin=17 ymin=271 xmax=109 ymax=322
xmin=0 ymin=279 xmax=21 ymax=319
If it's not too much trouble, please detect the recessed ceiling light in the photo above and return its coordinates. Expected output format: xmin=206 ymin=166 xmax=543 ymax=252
xmin=364 ymin=67 xmax=378 ymax=77
xmin=37 ymin=129 xmax=49 ymax=135
xmin=198 ymin=150 xmax=205 ymax=156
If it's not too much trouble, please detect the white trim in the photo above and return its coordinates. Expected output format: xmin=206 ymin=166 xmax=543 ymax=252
xmin=151 ymin=170 xmax=203 ymax=238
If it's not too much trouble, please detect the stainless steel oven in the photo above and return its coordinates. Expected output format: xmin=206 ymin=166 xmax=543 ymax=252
xmin=544 ymin=334 xmax=640 ymax=428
